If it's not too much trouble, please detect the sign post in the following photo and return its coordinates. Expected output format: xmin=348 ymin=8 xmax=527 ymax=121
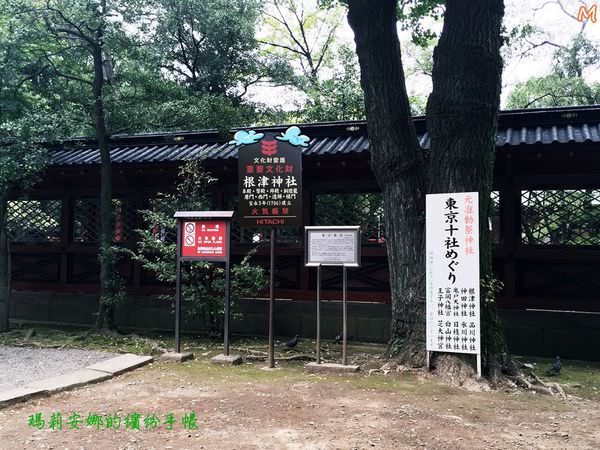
xmin=305 ymin=226 xmax=361 ymax=370
xmin=173 ymin=211 xmax=240 ymax=364
xmin=233 ymin=126 xmax=307 ymax=369
xmin=425 ymin=192 xmax=481 ymax=378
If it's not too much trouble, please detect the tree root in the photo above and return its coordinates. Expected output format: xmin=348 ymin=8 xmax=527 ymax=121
xmin=233 ymin=346 xmax=268 ymax=356
xmin=389 ymin=349 xmax=568 ymax=398
xmin=234 ymin=347 xmax=315 ymax=362
xmin=506 ymin=372 xmax=566 ymax=398
xmin=245 ymin=354 xmax=315 ymax=362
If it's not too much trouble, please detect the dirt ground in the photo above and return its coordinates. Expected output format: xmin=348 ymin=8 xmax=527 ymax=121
xmin=0 ymin=356 xmax=599 ymax=450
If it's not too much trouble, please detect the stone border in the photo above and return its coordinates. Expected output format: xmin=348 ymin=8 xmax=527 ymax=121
xmin=0 ymin=353 xmax=153 ymax=409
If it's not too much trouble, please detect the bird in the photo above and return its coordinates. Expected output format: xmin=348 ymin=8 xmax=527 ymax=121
xmin=546 ymin=356 xmax=562 ymax=376
xmin=282 ymin=335 xmax=299 ymax=349
xmin=334 ymin=333 xmax=342 ymax=344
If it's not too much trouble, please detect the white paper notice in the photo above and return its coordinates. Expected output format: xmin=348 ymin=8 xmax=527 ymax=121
xmin=426 ymin=192 xmax=480 ymax=355
xmin=307 ymin=230 xmax=358 ymax=266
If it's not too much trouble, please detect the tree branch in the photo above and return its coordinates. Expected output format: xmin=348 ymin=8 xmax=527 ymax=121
xmin=43 ymin=53 xmax=93 ymax=86
xmin=257 ymin=40 xmax=306 ymax=56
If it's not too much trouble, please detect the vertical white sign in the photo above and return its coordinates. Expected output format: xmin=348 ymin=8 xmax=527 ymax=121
xmin=426 ymin=192 xmax=480 ymax=355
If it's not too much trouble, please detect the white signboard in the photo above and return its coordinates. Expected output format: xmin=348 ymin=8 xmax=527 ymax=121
xmin=305 ymin=226 xmax=361 ymax=267
xmin=426 ymin=192 xmax=480 ymax=355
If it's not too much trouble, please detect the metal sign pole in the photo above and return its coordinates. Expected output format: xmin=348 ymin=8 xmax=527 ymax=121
xmin=224 ymin=223 xmax=231 ymax=356
xmin=316 ymin=264 xmax=321 ymax=364
xmin=268 ymin=227 xmax=277 ymax=368
xmin=175 ymin=221 xmax=182 ymax=354
xmin=342 ymin=265 xmax=348 ymax=366
xmin=476 ymin=352 xmax=482 ymax=379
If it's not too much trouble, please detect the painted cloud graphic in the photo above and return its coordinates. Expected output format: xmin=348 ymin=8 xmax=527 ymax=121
xmin=276 ymin=126 xmax=310 ymax=147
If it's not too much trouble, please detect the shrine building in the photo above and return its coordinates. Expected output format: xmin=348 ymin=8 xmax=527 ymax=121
xmin=6 ymin=105 xmax=600 ymax=359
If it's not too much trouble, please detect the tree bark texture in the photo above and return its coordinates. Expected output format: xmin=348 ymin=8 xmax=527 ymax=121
xmin=426 ymin=0 xmax=506 ymax=376
xmin=92 ymin=14 xmax=115 ymax=330
xmin=348 ymin=0 xmax=428 ymax=365
xmin=349 ymin=0 xmax=508 ymax=373
xmin=0 ymin=196 xmax=10 ymax=332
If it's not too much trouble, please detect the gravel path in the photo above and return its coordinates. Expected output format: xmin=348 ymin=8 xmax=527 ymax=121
xmin=0 ymin=345 xmax=117 ymax=393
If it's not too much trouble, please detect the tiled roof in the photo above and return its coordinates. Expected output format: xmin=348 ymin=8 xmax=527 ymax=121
xmin=49 ymin=106 xmax=600 ymax=166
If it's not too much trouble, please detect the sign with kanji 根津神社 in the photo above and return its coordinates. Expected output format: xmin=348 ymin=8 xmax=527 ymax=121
xmin=233 ymin=126 xmax=306 ymax=228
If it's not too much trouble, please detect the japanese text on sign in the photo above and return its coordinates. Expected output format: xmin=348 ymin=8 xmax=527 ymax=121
xmin=426 ymin=192 xmax=480 ymax=355
xmin=181 ymin=220 xmax=227 ymax=259
xmin=236 ymin=128 xmax=304 ymax=227
xmin=305 ymin=227 xmax=361 ymax=267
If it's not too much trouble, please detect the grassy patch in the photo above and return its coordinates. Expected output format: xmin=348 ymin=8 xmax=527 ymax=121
xmin=0 ymin=324 xmax=175 ymax=355
xmin=0 ymin=324 xmax=386 ymax=363
xmin=4 ymin=325 xmax=597 ymax=402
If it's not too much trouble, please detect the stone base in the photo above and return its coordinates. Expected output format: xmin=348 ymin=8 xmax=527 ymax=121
xmin=87 ymin=353 xmax=154 ymax=375
xmin=210 ymin=354 xmax=242 ymax=365
xmin=158 ymin=352 xmax=194 ymax=363
xmin=305 ymin=362 xmax=360 ymax=373
xmin=26 ymin=369 xmax=112 ymax=394
xmin=0 ymin=387 xmax=48 ymax=409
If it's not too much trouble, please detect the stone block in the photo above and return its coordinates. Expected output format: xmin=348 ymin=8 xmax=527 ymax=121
xmin=210 ymin=354 xmax=243 ymax=365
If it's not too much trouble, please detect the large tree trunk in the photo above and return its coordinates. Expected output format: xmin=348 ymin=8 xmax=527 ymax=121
xmin=0 ymin=196 xmax=10 ymax=332
xmin=348 ymin=0 xmax=428 ymax=365
xmin=349 ymin=0 xmax=510 ymax=374
xmin=426 ymin=0 xmax=506 ymax=377
xmin=92 ymin=20 xmax=116 ymax=331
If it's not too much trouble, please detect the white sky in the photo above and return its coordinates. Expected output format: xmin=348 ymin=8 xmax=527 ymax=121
xmin=250 ymin=0 xmax=600 ymax=111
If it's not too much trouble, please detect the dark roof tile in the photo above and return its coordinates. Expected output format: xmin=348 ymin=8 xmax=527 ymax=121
xmin=49 ymin=119 xmax=600 ymax=166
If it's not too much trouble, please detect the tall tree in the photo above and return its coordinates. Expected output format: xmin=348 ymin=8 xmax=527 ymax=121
xmin=7 ymin=0 xmax=131 ymax=329
xmin=507 ymin=34 xmax=600 ymax=108
xmin=3 ymin=0 xmax=285 ymax=332
xmin=0 ymin=3 xmax=59 ymax=331
xmin=259 ymin=0 xmax=367 ymax=122
xmin=0 ymin=115 xmax=52 ymax=332
xmin=348 ymin=0 xmax=509 ymax=378
xmin=261 ymin=0 xmax=342 ymax=85
xmin=45 ymin=0 xmax=119 ymax=330
xmin=145 ymin=0 xmax=290 ymax=101
xmin=347 ymin=0 xmax=427 ymax=364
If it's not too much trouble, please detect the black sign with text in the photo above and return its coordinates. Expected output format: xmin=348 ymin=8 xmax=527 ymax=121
xmin=236 ymin=129 xmax=305 ymax=227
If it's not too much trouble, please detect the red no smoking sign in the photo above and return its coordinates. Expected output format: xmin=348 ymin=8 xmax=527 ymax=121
xmin=181 ymin=220 xmax=227 ymax=258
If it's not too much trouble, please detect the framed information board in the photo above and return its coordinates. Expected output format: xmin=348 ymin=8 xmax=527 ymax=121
xmin=304 ymin=226 xmax=361 ymax=267
xmin=236 ymin=128 xmax=304 ymax=227
xmin=180 ymin=220 xmax=228 ymax=260
xmin=173 ymin=211 xmax=234 ymax=356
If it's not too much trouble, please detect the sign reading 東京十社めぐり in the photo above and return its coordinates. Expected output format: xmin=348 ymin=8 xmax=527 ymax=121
xmin=426 ymin=192 xmax=480 ymax=356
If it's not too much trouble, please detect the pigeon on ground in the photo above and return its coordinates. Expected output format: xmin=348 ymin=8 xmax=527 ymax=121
xmin=546 ymin=356 xmax=562 ymax=376
xmin=334 ymin=334 xmax=342 ymax=344
xmin=282 ymin=335 xmax=299 ymax=349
